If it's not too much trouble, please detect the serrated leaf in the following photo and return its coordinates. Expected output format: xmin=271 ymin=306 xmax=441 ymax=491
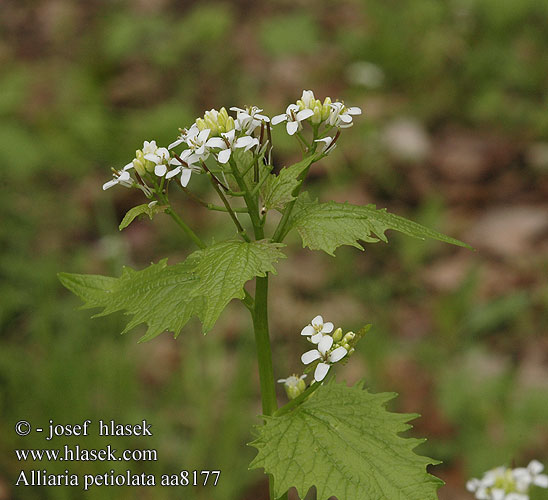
xmin=119 ymin=202 xmax=167 ymax=230
xmin=261 ymin=155 xmax=317 ymax=212
xmin=289 ymin=193 xmax=471 ymax=255
xmin=190 ymin=240 xmax=286 ymax=332
xmin=250 ymin=380 xmax=443 ymax=500
xmin=58 ymin=260 xmax=202 ymax=342
xmin=59 ymin=240 xmax=286 ymax=340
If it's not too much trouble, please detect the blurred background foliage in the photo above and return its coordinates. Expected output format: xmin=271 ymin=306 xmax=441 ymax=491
xmin=1 ymin=0 xmax=547 ymax=499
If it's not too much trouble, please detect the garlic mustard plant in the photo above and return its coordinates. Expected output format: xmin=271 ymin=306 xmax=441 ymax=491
xmin=60 ymin=90 xmax=472 ymax=500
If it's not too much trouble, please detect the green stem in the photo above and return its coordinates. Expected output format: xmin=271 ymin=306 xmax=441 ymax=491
xmin=164 ymin=207 xmax=206 ymax=249
xmin=208 ymin=172 xmax=251 ymax=242
xmin=253 ymin=275 xmax=277 ymax=416
xmin=271 ymin=164 xmax=312 ymax=243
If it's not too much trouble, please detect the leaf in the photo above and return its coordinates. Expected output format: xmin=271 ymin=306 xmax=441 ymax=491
xmin=58 ymin=260 xmax=203 ymax=342
xmin=261 ymin=155 xmax=318 ymax=212
xmin=119 ymin=202 xmax=167 ymax=230
xmin=289 ymin=193 xmax=471 ymax=255
xmin=250 ymin=380 xmax=443 ymax=500
xmin=190 ymin=240 xmax=286 ymax=332
xmin=58 ymin=240 xmax=286 ymax=340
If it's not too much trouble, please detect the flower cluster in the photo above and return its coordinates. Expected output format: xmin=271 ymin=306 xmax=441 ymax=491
xmin=467 ymin=460 xmax=548 ymax=500
xmin=277 ymin=316 xmax=366 ymax=399
xmin=102 ymin=91 xmax=361 ymax=195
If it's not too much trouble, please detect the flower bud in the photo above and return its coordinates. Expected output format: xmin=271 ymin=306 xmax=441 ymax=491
xmin=343 ymin=331 xmax=356 ymax=344
xmin=279 ymin=374 xmax=307 ymax=400
xmin=332 ymin=327 xmax=343 ymax=342
xmin=321 ymin=97 xmax=332 ymax=121
xmin=311 ymin=105 xmax=323 ymax=124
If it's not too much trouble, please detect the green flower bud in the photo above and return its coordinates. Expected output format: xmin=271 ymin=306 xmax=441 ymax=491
xmin=343 ymin=331 xmax=356 ymax=344
xmin=311 ymin=105 xmax=323 ymax=124
xmin=196 ymin=117 xmax=207 ymax=131
xmin=196 ymin=107 xmax=235 ymax=136
xmin=321 ymin=97 xmax=332 ymax=121
xmin=280 ymin=375 xmax=307 ymax=400
xmin=332 ymin=327 xmax=343 ymax=342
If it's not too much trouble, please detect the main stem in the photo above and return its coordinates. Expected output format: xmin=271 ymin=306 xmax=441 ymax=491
xmin=252 ymin=275 xmax=277 ymax=417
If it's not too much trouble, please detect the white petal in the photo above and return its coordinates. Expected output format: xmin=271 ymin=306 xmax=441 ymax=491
xmin=123 ymin=162 xmax=134 ymax=171
xmin=223 ymin=129 xmax=236 ymax=142
xmin=314 ymin=363 xmax=330 ymax=382
xmin=310 ymin=333 xmax=324 ymax=344
xmin=168 ymin=138 xmax=184 ymax=150
xmin=311 ymin=315 xmax=323 ymax=327
xmin=301 ymin=349 xmax=321 ymax=365
xmin=218 ymin=148 xmax=232 ymax=164
xmin=491 ymin=489 xmax=505 ymax=500
xmin=340 ymin=114 xmax=353 ymax=123
xmin=534 ymin=474 xmax=548 ymax=488
xmin=271 ymin=114 xmax=287 ymax=125
xmin=466 ymin=479 xmax=480 ymax=492
xmin=528 ymin=460 xmax=545 ymax=475
xmin=198 ymin=129 xmax=210 ymax=142
xmin=317 ymin=335 xmax=333 ymax=355
xmin=180 ymin=169 xmax=192 ymax=187
xmin=235 ymin=136 xmax=257 ymax=149
xmin=144 ymin=153 xmax=159 ymax=162
xmin=296 ymin=109 xmax=314 ymax=121
xmin=166 ymin=167 xmax=181 ymax=179
xmin=286 ymin=121 xmax=299 ymax=135
xmin=118 ymin=171 xmax=131 ymax=181
xmin=206 ymin=137 xmax=226 ymax=149
xmin=328 ymin=346 xmax=348 ymax=363
xmin=154 ymin=164 xmax=167 ymax=177
xmin=322 ymin=322 xmax=334 ymax=334
xmin=102 ymin=179 xmax=117 ymax=190
xmin=277 ymin=378 xmax=287 ymax=383
xmin=347 ymin=106 xmax=362 ymax=115
xmin=301 ymin=325 xmax=315 ymax=336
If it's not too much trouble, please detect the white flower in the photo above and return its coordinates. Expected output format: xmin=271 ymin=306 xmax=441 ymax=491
xmin=205 ymin=129 xmax=259 ymax=164
xmin=166 ymin=150 xmax=200 ymax=187
xmin=299 ymin=90 xmax=316 ymax=109
xmin=300 ymin=315 xmax=334 ymax=344
xmin=467 ymin=461 xmax=548 ymax=500
xmin=513 ymin=460 xmax=548 ymax=490
xmin=271 ymin=104 xmax=314 ymax=135
xmin=301 ymin=336 xmax=347 ymax=382
xmin=102 ymin=164 xmax=133 ymax=190
xmin=231 ymin=106 xmax=270 ymax=135
xmin=183 ymin=125 xmax=211 ymax=161
xmin=315 ymin=136 xmax=336 ymax=154
xmin=142 ymin=140 xmax=158 ymax=156
xmin=328 ymin=102 xmax=362 ymax=129
xmin=143 ymin=147 xmax=170 ymax=177
xmin=168 ymin=129 xmax=191 ymax=150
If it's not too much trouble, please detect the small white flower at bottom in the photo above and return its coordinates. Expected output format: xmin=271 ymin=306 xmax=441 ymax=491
xmin=301 ymin=336 xmax=347 ymax=382
xmin=277 ymin=374 xmax=307 ymax=399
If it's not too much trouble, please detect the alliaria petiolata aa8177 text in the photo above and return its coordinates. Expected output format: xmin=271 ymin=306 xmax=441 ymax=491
xmin=59 ymin=90 xmax=473 ymax=500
